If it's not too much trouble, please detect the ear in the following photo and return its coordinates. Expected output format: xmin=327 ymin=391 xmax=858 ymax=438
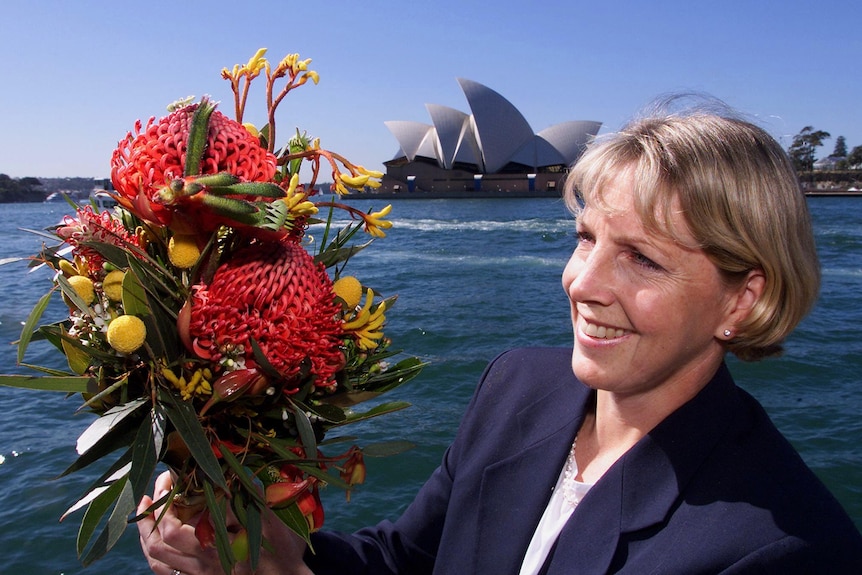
xmin=718 ymin=268 xmax=766 ymax=338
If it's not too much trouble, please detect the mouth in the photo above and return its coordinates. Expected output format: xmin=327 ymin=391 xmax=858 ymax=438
xmin=581 ymin=319 xmax=629 ymax=340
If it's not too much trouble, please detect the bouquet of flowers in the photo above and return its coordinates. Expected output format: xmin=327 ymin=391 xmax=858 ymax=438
xmin=2 ymin=49 xmax=423 ymax=572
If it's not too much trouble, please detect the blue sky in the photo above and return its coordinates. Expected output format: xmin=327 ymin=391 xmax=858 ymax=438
xmin=1 ymin=0 xmax=859 ymax=179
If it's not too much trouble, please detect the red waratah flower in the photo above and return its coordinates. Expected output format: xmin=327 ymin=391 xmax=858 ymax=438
xmin=181 ymin=240 xmax=344 ymax=390
xmin=110 ymin=101 xmax=278 ymax=229
xmin=57 ymin=206 xmax=142 ymax=274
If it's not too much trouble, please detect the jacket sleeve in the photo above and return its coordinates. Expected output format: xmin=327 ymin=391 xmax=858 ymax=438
xmin=303 ymin=350 xmax=514 ymax=575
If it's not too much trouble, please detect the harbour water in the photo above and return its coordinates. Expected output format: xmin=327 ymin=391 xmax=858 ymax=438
xmin=0 ymin=197 xmax=860 ymax=574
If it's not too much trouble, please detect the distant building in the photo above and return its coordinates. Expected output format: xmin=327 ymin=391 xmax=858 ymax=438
xmin=380 ymin=78 xmax=601 ymax=195
xmin=813 ymin=155 xmax=844 ymax=170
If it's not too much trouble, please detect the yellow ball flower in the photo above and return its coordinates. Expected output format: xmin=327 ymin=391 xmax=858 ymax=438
xmin=333 ymin=276 xmax=363 ymax=309
xmin=102 ymin=270 xmax=126 ymax=303
xmin=168 ymin=234 xmax=201 ymax=269
xmin=67 ymin=275 xmax=95 ymax=304
xmin=106 ymin=315 xmax=147 ymax=354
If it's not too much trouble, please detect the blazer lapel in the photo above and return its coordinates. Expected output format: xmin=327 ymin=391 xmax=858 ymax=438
xmin=544 ymin=364 xmax=739 ymax=574
xmin=473 ymin=379 xmax=590 ymax=574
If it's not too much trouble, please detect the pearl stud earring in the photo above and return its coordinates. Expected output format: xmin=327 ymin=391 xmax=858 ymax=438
xmin=724 ymin=329 xmax=732 ymax=337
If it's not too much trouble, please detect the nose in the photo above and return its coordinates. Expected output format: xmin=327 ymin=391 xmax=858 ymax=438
xmin=562 ymin=246 xmax=614 ymax=306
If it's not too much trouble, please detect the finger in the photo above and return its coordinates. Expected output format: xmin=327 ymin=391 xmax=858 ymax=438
xmin=154 ymin=470 xmax=174 ymax=495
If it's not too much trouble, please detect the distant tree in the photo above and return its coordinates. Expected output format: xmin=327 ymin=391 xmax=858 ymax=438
xmin=19 ymin=176 xmax=42 ymax=188
xmin=0 ymin=173 xmax=46 ymax=203
xmin=849 ymin=145 xmax=862 ymax=168
xmin=788 ymin=126 xmax=831 ymax=172
xmin=833 ymin=136 xmax=848 ymax=157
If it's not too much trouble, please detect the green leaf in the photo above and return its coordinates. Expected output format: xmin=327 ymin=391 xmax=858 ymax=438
xmin=0 ymin=374 xmax=91 ymax=392
xmin=123 ymin=260 xmax=180 ymax=360
xmin=246 ymin=432 xmax=346 ymax=488
xmin=185 ymin=98 xmax=216 ymax=177
xmin=208 ymin=182 xmax=285 ymax=198
xmin=160 ymin=390 xmax=228 ymax=491
xmin=76 ymin=474 xmax=128 ymax=557
xmin=336 ymin=401 xmax=412 ymax=426
xmin=290 ymin=400 xmax=318 ymax=456
xmin=79 ymin=241 xmax=130 ymax=270
xmin=204 ymin=480 xmax=236 ymax=574
xmin=363 ymin=356 xmax=427 ymax=393
xmin=18 ymin=290 xmax=54 ymax=364
xmin=129 ymin=406 xmax=166 ymax=503
xmin=200 ymin=194 xmax=261 ymax=225
xmin=17 ymin=362 xmax=77 ymax=377
xmin=307 ymin=402 xmax=347 ymax=424
xmin=361 ymin=439 xmax=415 ymax=458
xmin=217 ymin=444 xmax=265 ymax=507
xmin=62 ymin=449 xmax=133 ymax=520
xmin=245 ymin=500 xmax=263 ymax=571
xmin=121 ymin=266 xmax=150 ymax=317
xmin=81 ymin=479 xmax=135 ymax=566
xmin=270 ymin=502 xmax=312 ymax=546
xmin=61 ymin=399 xmax=148 ymax=477
xmin=79 ymin=375 xmax=128 ymax=411
xmin=61 ymin=329 xmax=93 ymax=375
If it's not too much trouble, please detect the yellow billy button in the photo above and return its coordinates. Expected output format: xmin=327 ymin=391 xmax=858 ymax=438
xmin=102 ymin=270 xmax=126 ymax=302
xmin=106 ymin=315 xmax=147 ymax=354
xmin=168 ymin=234 xmax=201 ymax=269
xmin=332 ymin=276 xmax=363 ymax=309
xmin=66 ymin=275 xmax=96 ymax=305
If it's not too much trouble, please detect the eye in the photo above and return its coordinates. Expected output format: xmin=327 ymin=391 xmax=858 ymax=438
xmin=631 ymin=250 xmax=663 ymax=271
xmin=575 ymin=230 xmax=594 ymax=245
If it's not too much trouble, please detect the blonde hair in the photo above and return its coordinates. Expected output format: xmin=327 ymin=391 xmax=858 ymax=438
xmin=564 ymin=104 xmax=820 ymax=361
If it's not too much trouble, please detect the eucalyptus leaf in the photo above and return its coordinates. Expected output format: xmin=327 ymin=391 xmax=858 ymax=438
xmin=0 ymin=374 xmax=91 ymax=393
xmin=217 ymin=444 xmax=265 ymax=506
xmin=17 ymin=290 xmax=53 ymax=364
xmin=62 ymin=453 xmax=133 ymax=520
xmin=336 ymin=401 xmax=412 ymax=426
xmin=290 ymin=401 xmax=318 ymax=456
xmin=79 ymin=375 xmax=128 ymax=411
xmin=160 ymin=390 xmax=228 ymax=491
xmin=81 ymin=479 xmax=135 ymax=566
xmin=361 ymin=439 xmax=416 ymax=458
xmin=61 ymin=329 xmax=93 ymax=374
xmin=79 ymin=241 xmax=130 ymax=269
xmin=123 ymin=261 xmax=179 ymax=359
xmin=16 ymin=362 xmax=78 ymax=377
xmin=76 ymin=474 xmax=128 ymax=557
xmin=129 ymin=406 xmax=166 ymax=503
xmin=270 ymin=502 xmax=312 ymax=546
xmin=75 ymin=398 xmax=148 ymax=456
xmin=121 ymin=267 xmax=150 ymax=317
xmin=307 ymin=402 xmax=347 ymax=423
xmin=204 ymin=480 xmax=236 ymax=574
xmin=245 ymin=500 xmax=263 ymax=571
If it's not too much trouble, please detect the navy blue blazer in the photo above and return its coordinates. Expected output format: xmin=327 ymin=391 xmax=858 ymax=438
xmin=306 ymin=347 xmax=862 ymax=574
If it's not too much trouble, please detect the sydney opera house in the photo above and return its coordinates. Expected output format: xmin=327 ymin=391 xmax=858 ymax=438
xmin=379 ymin=78 xmax=602 ymax=196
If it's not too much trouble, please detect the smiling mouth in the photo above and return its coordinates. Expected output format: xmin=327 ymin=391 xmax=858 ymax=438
xmin=582 ymin=320 xmax=628 ymax=340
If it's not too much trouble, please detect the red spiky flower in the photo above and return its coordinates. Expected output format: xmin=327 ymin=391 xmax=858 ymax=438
xmin=56 ymin=206 xmax=142 ymax=274
xmin=180 ymin=239 xmax=344 ymax=391
xmin=110 ymin=100 xmax=278 ymax=229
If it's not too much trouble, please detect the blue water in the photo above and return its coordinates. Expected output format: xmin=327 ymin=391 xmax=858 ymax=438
xmin=0 ymin=197 xmax=860 ymax=574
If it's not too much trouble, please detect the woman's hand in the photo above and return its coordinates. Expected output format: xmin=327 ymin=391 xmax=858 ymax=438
xmin=137 ymin=471 xmax=314 ymax=575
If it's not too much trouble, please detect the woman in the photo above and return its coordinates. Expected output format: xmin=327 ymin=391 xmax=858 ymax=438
xmin=139 ymin=104 xmax=862 ymax=574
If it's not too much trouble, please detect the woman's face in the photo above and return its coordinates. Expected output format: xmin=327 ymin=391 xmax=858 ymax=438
xmin=562 ymin=172 xmax=740 ymax=400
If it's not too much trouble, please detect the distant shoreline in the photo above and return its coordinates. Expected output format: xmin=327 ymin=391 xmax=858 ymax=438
xmin=343 ymin=188 xmax=862 ymax=200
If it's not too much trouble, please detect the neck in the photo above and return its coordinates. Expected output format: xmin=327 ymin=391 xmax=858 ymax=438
xmin=575 ymin=361 xmax=720 ymax=483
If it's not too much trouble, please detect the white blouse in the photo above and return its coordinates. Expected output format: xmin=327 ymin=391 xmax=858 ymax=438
xmin=518 ymin=442 xmax=593 ymax=575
